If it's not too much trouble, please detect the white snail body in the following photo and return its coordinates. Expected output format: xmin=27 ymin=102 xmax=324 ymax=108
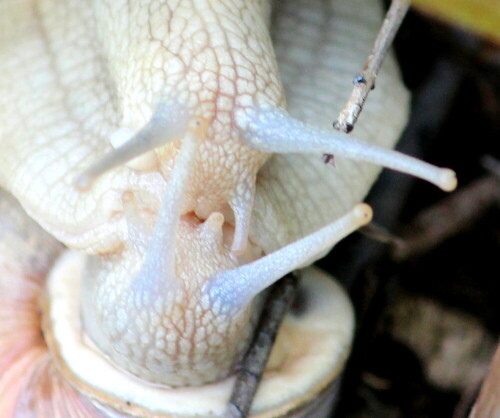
xmin=0 ymin=0 xmax=455 ymax=416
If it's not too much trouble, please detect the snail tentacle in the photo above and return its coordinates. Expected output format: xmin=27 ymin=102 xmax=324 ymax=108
xmin=130 ymin=118 xmax=208 ymax=299
xmin=238 ymin=107 xmax=457 ymax=192
xmin=204 ymin=203 xmax=372 ymax=315
xmin=74 ymin=102 xmax=191 ymax=191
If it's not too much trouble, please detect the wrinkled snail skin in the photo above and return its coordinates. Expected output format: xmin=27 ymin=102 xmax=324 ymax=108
xmin=1 ymin=0 xmax=283 ymax=387
xmin=0 ymin=0 xmax=456 ymax=416
xmin=0 ymin=0 xmax=278 ymax=250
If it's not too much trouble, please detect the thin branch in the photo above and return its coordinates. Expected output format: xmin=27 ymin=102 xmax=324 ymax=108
xmin=225 ymin=274 xmax=298 ymax=418
xmin=333 ymin=0 xmax=411 ymax=134
xmin=359 ymin=222 xmax=403 ymax=246
xmin=392 ymin=174 xmax=500 ymax=260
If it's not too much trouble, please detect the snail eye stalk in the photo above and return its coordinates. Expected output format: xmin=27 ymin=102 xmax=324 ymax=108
xmin=130 ymin=118 xmax=208 ymax=299
xmin=238 ymin=107 xmax=457 ymax=192
xmin=74 ymin=102 xmax=190 ymax=191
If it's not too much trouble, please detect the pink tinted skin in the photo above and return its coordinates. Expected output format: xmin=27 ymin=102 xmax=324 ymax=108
xmin=0 ymin=272 xmax=99 ymax=416
xmin=0 ymin=194 xmax=101 ymax=417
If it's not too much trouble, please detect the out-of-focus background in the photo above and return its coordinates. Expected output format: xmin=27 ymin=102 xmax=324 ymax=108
xmin=323 ymin=1 xmax=500 ymax=416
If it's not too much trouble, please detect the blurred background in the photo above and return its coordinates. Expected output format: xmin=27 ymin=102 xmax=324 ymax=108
xmin=321 ymin=2 xmax=500 ymax=416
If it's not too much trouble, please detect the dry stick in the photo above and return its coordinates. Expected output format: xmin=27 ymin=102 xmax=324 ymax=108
xmin=324 ymin=1 xmax=413 ymax=246
xmin=334 ymin=0 xmax=411 ymax=133
xmin=392 ymin=174 xmax=500 ymax=260
xmin=392 ymin=156 xmax=500 ymax=260
xmin=359 ymin=222 xmax=403 ymax=246
xmin=225 ymin=273 xmax=298 ymax=418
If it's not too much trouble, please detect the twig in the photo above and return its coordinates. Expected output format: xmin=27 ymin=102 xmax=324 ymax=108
xmin=392 ymin=175 xmax=500 ymax=260
xmin=225 ymin=273 xmax=299 ymax=418
xmin=359 ymin=222 xmax=403 ymax=246
xmin=333 ymin=0 xmax=411 ymax=134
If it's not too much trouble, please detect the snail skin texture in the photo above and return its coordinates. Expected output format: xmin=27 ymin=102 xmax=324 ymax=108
xmin=0 ymin=0 xmax=456 ymax=417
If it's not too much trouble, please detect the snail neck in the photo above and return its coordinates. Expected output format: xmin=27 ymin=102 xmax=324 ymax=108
xmin=80 ymin=241 xmax=261 ymax=386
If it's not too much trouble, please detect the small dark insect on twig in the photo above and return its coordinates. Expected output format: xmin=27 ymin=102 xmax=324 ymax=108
xmin=225 ymin=274 xmax=298 ymax=418
xmin=324 ymin=0 xmax=411 ymax=162
xmin=334 ymin=0 xmax=411 ymax=133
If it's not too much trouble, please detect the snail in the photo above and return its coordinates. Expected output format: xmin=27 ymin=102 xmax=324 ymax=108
xmin=0 ymin=0 xmax=457 ymax=416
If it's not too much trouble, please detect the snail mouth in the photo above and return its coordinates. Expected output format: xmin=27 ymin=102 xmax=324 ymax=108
xmin=181 ymin=210 xmax=263 ymax=264
xmin=42 ymin=250 xmax=354 ymax=417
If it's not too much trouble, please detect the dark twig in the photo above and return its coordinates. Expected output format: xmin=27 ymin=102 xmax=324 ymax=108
xmin=333 ymin=0 xmax=411 ymax=134
xmin=392 ymin=175 xmax=500 ymax=260
xmin=225 ymin=273 xmax=299 ymax=418
xmin=359 ymin=222 xmax=403 ymax=246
